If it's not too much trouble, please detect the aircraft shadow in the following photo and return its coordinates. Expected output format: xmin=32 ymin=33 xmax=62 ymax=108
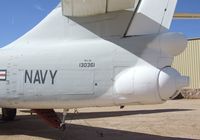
xmin=19 ymin=108 xmax=193 ymax=120
xmin=55 ymin=109 xmax=193 ymax=120
xmin=0 ymin=109 xmax=196 ymax=140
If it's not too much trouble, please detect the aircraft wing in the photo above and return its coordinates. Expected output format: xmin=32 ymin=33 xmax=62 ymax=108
xmin=62 ymin=0 xmax=139 ymax=17
xmin=62 ymin=0 xmax=177 ymax=36
xmin=173 ymin=13 xmax=200 ymax=40
xmin=174 ymin=13 xmax=200 ymax=19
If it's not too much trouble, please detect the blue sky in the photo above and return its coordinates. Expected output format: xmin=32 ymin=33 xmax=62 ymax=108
xmin=0 ymin=0 xmax=200 ymax=47
xmin=170 ymin=0 xmax=200 ymax=39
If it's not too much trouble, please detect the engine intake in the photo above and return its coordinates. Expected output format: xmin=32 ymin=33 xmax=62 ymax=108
xmin=158 ymin=67 xmax=189 ymax=100
xmin=114 ymin=66 xmax=189 ymax=104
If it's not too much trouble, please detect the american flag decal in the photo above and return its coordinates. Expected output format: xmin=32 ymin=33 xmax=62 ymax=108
xmin=0 ymin=70 xmax=7 ymax=81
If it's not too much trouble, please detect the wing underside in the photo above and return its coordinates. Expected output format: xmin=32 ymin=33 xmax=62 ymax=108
xmin=62 ymin=0 xmax=139 ymax=17
xmin=62 ymin=0 xmax=178 ymax=36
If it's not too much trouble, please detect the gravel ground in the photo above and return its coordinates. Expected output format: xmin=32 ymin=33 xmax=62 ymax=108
xmin=0 ymin=100 xmax=200 ymax=140
xmin=178 ymin=89 xmax=200 ymax=99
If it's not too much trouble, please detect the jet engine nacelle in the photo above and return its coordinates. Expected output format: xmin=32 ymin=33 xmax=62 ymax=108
xmin=139 ymin=32 xmax=187 ymax=68
xmin=159 ymin=32 xmax=187 ymax=57
xmin=114 ymin=65 xmax=189 ymax=104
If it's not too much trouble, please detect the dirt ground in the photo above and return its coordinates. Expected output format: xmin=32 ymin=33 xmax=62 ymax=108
xmin=0 ymin=100 xmax=200 ymax=140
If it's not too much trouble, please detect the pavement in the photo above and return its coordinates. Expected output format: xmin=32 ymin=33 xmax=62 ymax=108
xmin=0 ymin=100 xmax=200 ymax=140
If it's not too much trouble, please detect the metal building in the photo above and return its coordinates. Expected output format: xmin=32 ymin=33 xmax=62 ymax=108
xmin=172 ymin=38 xmax=200 ymax=89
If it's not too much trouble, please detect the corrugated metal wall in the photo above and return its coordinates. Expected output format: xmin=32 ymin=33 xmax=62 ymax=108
xmin=172 ymin=39 xmax=200 ymax=89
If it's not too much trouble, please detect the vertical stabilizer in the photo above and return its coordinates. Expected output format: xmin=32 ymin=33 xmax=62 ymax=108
xmin=126 ymin=0 xmax=177 ymax=36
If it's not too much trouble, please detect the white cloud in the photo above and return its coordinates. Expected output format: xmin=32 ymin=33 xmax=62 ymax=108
xmin=34 ymin=5 xmax=45 ymax=12
xmin=11 ymin=16 xmax=14 ymax=25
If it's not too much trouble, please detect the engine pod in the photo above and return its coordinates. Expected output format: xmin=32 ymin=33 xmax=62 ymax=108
xmin=158 ymin=67 xmax=189 ymax=100
xmin=159 ymin=32 xmax=187 ymax=57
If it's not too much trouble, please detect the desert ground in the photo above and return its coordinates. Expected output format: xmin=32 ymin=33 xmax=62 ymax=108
xmin=0 ymin=100 xmax=200 ymax=140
